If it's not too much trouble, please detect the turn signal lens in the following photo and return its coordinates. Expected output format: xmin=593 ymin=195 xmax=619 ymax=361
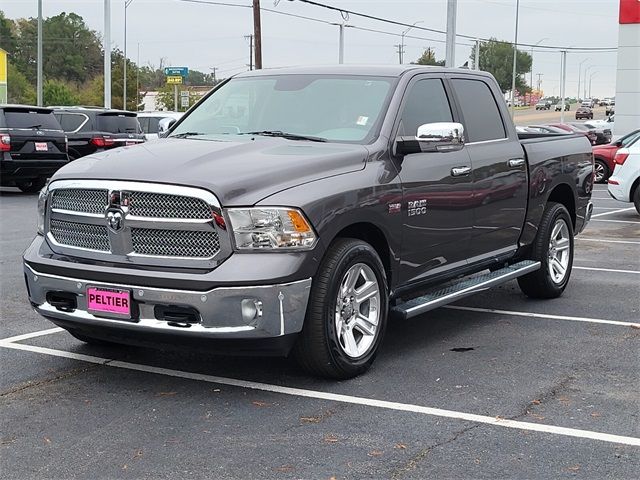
xmin=287 ymin=210 xmax=312 ymax=233
xmin=0 ymin=134 xmax=10 ymax=152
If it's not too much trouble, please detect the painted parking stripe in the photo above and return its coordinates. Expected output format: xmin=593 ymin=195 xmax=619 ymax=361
xmin=0 ymin=340 xmax=638 ymax=447
xmin=444 ymin=305 xmax=640 ymax=328
xmin=592 ymin=207 xmax=635 ymax=218
xmin=0 ymin=327 xmax=65 ymax=343
xmin=577 ymin=238 xmax=640 ymax=245
xmin=574 ymin=266 xmax=640 ymax=274
xmin=590 ymin=219 xmax=640 ymax=224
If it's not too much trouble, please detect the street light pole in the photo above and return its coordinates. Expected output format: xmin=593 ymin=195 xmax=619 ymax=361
xmin=530 ymin=38 xmax=548 ymax=99
xmin=445 ymin=0 xmax=457 ymax=67
xmin=589 ymin=72 xmax=598 ymax=99
xmin=559 ymin=50 xmax=567 ymax=123
xmin=124 ymin=0 xmax=134 ymax=110
xmin=400 ymin=21 xmax=423 ymax=65
xmin=37 ymin=0 xmax=43 ymax=106
xmin=577 ymin=58 xmax=588 ymax=103
xmin=509 ymin=0 xmax=520 ymax=118
xmin=104 ymin=0 xmax=111 ymax=108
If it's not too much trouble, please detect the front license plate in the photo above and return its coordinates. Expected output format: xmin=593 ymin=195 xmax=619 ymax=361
xmin=35 ymin=142 xmax=48 ymax=151
xmin=87 ymin=287 xmax=131 ymax=319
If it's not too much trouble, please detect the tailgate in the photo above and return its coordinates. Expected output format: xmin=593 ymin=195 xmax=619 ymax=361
xmin=6 ymin=129 xmax=67 ymax=160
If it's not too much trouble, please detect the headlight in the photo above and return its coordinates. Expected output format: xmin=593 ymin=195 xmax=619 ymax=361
xmin=227 ymin=207 xmax=317 ymax=250
xmin=37 ymin=183 xmax=49 ymax=235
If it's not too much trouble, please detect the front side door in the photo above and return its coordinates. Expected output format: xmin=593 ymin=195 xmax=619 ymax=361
xmin=449 ymin=77 xmax=528 ymax=261
xmin=395 ymin=76 xmax=475 ymax=286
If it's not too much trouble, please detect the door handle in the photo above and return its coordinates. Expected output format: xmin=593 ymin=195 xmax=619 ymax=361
xmin=508 ymin=158 xmax=526 ymax=168
xmin=451 ymin=166 xmax=471 ymax=177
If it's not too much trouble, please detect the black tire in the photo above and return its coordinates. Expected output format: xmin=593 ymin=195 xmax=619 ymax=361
xmin=633 ymin=185 xmax=640 ymax=216
xmin=594 ymin=158 xmax=610 ymax=183
xmin=67 ymin=329 xmax=118 ymax=346
xmin=293 ymin=238 xmax=388 ymax=379
xmin=518 ymin=202 xmax=574 ymax=299
xmin=16 ymin=177 xmax=47 ymax=193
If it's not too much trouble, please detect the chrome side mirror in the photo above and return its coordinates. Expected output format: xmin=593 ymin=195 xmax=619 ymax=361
xmin=396 ymin=122 xmax=465 ymax=155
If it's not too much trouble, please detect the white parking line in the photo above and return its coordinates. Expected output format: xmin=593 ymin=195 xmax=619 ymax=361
xmin=592 ymin=207 xmax=635 ymax=218
xmin=574 ymin=266 xmax=640 ymax=274
xmin=577 ymin=238 xmax=640 ymax=245
xmin=443 ymin=305 xmax=640 ymax=328
xmin=0 ymin=339 xmax=638 ymax=447
xmin=590 ymin=219 xmax=640 ymax=224
xmin=0 ymin=327 xmax=65 ymax=343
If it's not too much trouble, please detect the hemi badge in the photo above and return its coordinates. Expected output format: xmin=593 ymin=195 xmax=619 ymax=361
xmin=388 ymin=203 xmax=401 ymax=214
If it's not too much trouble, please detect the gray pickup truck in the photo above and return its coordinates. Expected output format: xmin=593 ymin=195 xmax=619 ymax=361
xmin=23 ymin=66 xmax=594 ymax=378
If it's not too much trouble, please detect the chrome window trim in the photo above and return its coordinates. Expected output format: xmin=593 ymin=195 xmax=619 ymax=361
xmin=465 ymin=137 xmax=510 ymax=146
xmin=55 ymin=112 xmax=89 ymax=133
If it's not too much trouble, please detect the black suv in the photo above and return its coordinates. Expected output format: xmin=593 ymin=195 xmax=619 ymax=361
xmin=52 ymin=107 xmax=145 ymax=160
xmin=1 ymin=104 xmax=69 ymax=192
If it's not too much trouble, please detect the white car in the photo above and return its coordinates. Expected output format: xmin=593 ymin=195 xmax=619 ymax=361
xmin=137 ymin=111 xmax=183 ymax=140
xmin=608 ymin=136 xmax=640 ymax=215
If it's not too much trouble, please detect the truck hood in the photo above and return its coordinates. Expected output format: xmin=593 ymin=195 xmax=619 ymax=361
xmin=52 ymin=136 xmax=369 ymax=205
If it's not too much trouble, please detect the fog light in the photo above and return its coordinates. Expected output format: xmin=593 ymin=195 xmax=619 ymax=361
xmin=241 ymin=299 xmax=263 ymax=322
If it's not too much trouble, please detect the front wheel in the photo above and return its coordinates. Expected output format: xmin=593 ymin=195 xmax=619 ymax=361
xmin=518 ymin=202 xmax=574 ymax=299
xmin=594 ymin=159 xmax=610 ymax=183
xmin=293 ymin=238 xmax=388 ymax=379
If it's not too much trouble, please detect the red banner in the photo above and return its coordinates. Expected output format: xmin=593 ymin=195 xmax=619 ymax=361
xmin=620 ymin=0 xmax=640 ymax=23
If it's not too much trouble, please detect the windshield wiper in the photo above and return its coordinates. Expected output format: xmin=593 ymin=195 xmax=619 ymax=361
xmin=27 ymin=124 xmax=43 ymax=129
xmin=171 ymin=132 xmax=206 ymax=138
xmin=241 ymin=130 xmax=327 ymax=142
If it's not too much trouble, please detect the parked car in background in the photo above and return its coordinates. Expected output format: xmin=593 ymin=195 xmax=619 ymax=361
xmin=554 ymin=102 xmax=570 ymax=111
xmin=535 ymin=101 xmax=551 ymax=110
xmin=526 ymin=124 xmax=572 ymax=135
xmin=575 ymin=106 xmax=593 ymax=120
xmin=548 ymin=123 xmax=597 ymax=145
xmin=608 ymin=136 xmax=640 ymax=214
xmin=605 ymin=102 xmax=615 ymax=116
xmin=52 ymin=107 xmax=145 ymax=160
xmin=592 ymin=129 xmax=640 ymax=183
xmin=581 ymin=99 xmax=595 ymax=108
xmin=1 ymin=104 xmax=69 ymax=192
xmin=581 ymin=121 xmax=612 ymax=145
xmin=137 ymin=111 xmax=183 ymax=140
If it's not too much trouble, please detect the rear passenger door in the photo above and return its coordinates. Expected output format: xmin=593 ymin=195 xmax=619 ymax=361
xmin=449 ymin=76 xmax=528 ymax=261
xmin=395 ymin=75 xmax=475 ymax=285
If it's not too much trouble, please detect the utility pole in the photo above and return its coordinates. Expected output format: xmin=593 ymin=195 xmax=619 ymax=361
xmin=253 ymin=0 xmax=262 ymax=69
xmin=577 ymin=59 xmax=587 ymax=102
xmin=37 ymin=0 xmax=43 ymax=106
xmin=136 ymin=42 xmax=140 ymax=110
xmin=400 ymin=21 xmax=422 ymax=65
xmin=210 ymin=67 xmax=217 ymax=84
xmin=474 ymin=39 xmax=480 ymax=70
xmin=509 ymin=0 xmax=520 ymax=118
xmin=245 ymin=34 xmax=253 ymax=70
xmin=124 ymin=0 xmax=135 ymax=110
xmin=536 ymin=73 xmax=543 ymax=93
xmin=395 ymin=44 xmax=404 ymax=64
xmin=104 ymin=0 xmax=111 ymax=108
xmin=589 ymin=72 xmax=597 ymax=99
xmin=445 ymin=0 xmax=457 ymax=67
xmin=559 ymin=50 xmax=567 ymax=123
xmin=338 ymin=23 xmax=345 ymax=64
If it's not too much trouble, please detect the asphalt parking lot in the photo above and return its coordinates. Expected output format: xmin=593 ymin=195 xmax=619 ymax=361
xmin=1 ymin=184 xmax=639 ymax=479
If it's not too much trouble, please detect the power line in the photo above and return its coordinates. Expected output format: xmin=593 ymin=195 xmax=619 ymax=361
xmin=287 ymin=0 xmax=618 ymax=51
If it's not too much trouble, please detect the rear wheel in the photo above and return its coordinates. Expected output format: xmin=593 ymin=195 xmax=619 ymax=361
xmin=16 ymin=178 xmax=47 ymax=193
xmin=293 ymin=238 xmax=388 ymax=379
xmin=518 ymin=202 xmax=574 ymax=299
xmin=594 ymin=159 xmax=610 ymax=183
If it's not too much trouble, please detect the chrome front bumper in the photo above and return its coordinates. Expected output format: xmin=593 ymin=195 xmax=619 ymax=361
xmin=24 ymin=264 xmax=311 ymax=340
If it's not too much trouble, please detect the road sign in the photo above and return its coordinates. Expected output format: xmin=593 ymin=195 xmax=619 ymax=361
xmin=166 ymin=76 xmax=183 ymax=85
xmin=164 ymin=66 xmax=189 ymax=77
xmin=180 ymin=96 xmax=190 ymax=108
xmin=180 ymin=90 xmax=189 ymax=97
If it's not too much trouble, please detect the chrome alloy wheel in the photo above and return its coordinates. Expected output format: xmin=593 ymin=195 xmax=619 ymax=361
xmin=334 ymin=263 xmax=381 ymax=358
xmin=594 ymin=162 xmax=606 ymax=183
xmin=547 ymin=219 xmax=571 ymax=284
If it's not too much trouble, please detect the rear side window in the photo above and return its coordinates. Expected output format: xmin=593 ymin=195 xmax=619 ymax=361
xmin=139 ymin=117 xmax=161 ymax=134
xmin=452 ymin=78 xmax=506 ymax=142
xmin=398 ymin=78 xmax=453 ymax=137
xmin=97 ymin=114 xmax=140 ymax=133
xmin=3 ymin=110 xmax=62 ymax=131
xmin=56 ymin=113 xmax=86 ymax=132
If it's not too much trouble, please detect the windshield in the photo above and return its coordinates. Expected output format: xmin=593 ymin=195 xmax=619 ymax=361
xmin=171 ymin=74 xmax=395 ymax=143
xmin=97 ymin=114 xmax=140 ymax=134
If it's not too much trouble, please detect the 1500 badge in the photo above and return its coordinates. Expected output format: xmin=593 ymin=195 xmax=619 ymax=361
xmin=408 ymin=199 xmax=427 ymax=216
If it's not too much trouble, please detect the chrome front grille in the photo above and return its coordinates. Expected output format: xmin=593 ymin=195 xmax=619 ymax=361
xmin=51 ymin=188 xmax=108 ymax=214
xmin=46 ymin=180 xmax=227 ymax=267
xmin=128 ymin=192 xmax=211 ymax=219
xmin=49 ymin=219 xmax=110 ymax=252
xmin=131 ymin=228 xmax=220 ymax=257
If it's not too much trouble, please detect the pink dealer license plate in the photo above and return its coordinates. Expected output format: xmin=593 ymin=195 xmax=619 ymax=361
xmin=87 ymin=287 xmax=131 ymax=319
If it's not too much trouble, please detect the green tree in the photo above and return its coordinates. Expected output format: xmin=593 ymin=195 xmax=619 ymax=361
xmin=7 ymin=61 xmax=36 ymax=104
xmin=471 ymin=38 xmax=532 ymax=93
xmin=0 ymin=11 xmax=19 ymax=55
xmin=43 ymin=79 xmax=79 ymax=106
xmin=414 ymin=47 xmax=445 ymax=66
